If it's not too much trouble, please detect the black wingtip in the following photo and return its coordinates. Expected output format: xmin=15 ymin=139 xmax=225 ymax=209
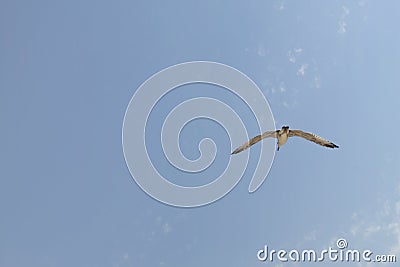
xmin=326 ymin=143 xmax=339 ymax=149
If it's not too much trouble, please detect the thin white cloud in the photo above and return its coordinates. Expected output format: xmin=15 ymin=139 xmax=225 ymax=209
xmin=340 ymin=185 xmax=400 ymax=260
xmin=287 ymin=48 xmax=303 ymax=63
xmin=263 ymin=80 xmax=287 ymax=95
xmin=388 ymin=222 xmax=400 ymax=255
xmin=287 ymin=50 xmax=296 ymax=63
xmin=297 ymin=64 xmax=308 ymax=76
xmin=304 ymin=229 xmax=317 ymax=241
xmin=338 ymin=21 xmax=347 ymax=34
xmin=279 ymin=81 xmax=286 ymax=93
xmin=342 ymin=5 xmax=350 ymax=16
xmin=257 ymin=43 xmax=267 ymax=57
xmin=338 ymin=6 xmax=350 ymax=34
xmin=312 ymin=76 xmax=321 ymax=89
xmin=282 ymin=100 xmax=297 ymax=109
xmin=162 ymin=222 xmax=172 ymax=234
xmin=274 ymin=0 xmax=285 ymax=11
xmin=364 ymin=225 xmax=382 ymax=237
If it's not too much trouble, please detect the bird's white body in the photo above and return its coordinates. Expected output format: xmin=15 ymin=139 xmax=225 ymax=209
xmin=277 ymin=128 xmax=289 ymax=150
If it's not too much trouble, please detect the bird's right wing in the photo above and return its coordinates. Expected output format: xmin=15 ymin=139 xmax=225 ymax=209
xmin=231 ymin=130 xmax=278 ymax=154
xmin=288 ymin=129 xmax=339 ymax=148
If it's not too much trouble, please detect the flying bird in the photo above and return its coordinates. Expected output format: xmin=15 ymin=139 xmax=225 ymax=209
xmin=231 ymin=126 xmax=339 ymax=154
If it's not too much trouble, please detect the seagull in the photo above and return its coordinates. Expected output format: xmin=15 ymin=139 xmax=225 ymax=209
xmin=231 ymin=126 xmax=339 ymax=154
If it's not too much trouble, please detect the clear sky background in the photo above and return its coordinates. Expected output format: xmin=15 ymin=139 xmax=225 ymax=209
xmin=1 ymin=1 xmax=400 ymax=266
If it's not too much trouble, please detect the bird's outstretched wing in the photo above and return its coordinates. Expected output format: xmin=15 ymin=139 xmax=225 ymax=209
xmin=231 ymin=130 xmax=278 ymax=154
xmin=288 ymin=130 xmax=339 ymax=148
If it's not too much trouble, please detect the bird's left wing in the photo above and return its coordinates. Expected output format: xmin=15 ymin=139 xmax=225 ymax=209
xmin=231 ymin=130 xmax=278 ymax=154
xmin=288 ymin=130 xmax=339 ymax=148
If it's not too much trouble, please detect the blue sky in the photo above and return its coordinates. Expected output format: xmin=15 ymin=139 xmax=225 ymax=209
xmin=1 ymin=1 xmax=400 ymax=266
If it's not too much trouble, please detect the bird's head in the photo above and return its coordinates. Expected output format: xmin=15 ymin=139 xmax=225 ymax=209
xmin=282 ymin=126 xmax=289 ymax=130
